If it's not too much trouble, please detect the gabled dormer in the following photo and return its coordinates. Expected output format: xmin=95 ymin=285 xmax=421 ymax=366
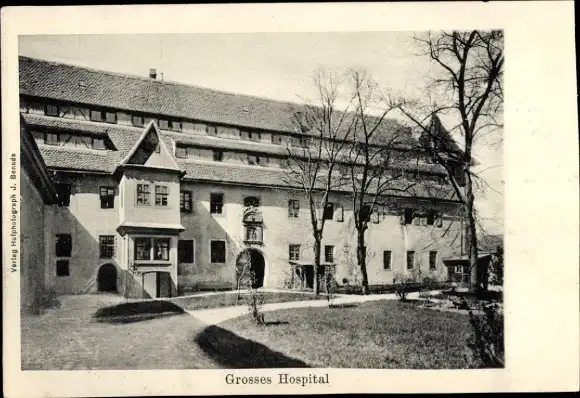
xmin=115 ymin=122 xmax=185 ymax=231
xmin=118 ymin=121 xmax=182 ymax=172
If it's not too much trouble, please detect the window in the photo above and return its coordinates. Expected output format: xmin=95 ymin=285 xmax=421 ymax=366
xmin=56 ymin=184 xmax=71 ymax=207
xmin=427 ymin=212 xmax=435 ymax=226
xmin=136 ymin=184 xmax=150 ymax=205
xmin=383 ymin=251 xmax=392 ymax=270
xmin=323 ymin=202 xmax=334 ymax=220
xmin=90 ymin=110 xmax=102 ymax=122
xmin=244 ymin=196 xmax=261 ymax=207
xmin=170 ymin=120 xmax=182 ymax=132
xmin=154 ymin=239 xmax=170 ymax=260
xmin=288 ymin=200 xmax=299 ymax=218
xmin=93 ymin=138 xmax=106 ymax=150
xmin=210 ymin=193 xmax=224 ymax=214
xmin=207 ymin=125 xmax=217 ymax=135
xmin=132 ymin=115 xmax=144 ymax=127
xmin=289 ymin=244 xmax=301 ymax=261
xmin=56 ymin=260 xmax=70 ymax=276
xmin=55 ymin=234 xmax=72 ymax=257
xmin=429 ymin=251 xmax=437 ymax=269
xmin=178 ymin=240 xmax=194 ymax=263
xmin=134 ymin=238 xmax=152 ymax=260
xmin=99 ymin=235 xmax=115 ymax=258
xmin=272 ymin=134 xmax=282 ymax=145
xmin=46 ymin=132 xmax=59 ymax=146
xmin=213 ymin=151 xmax=224 ymax=162
xmin=210 ymin=240 xmax=226 ymax=263
xmin=180 ymin=191 xmax=192 ymax=213
xmin=247 ymin=154 xmax=258 ymax=165
xmin=249 ymin=131 xmax=261 ymax=142
xmin=404 ymin=208 xmax=414 ymax=225
xmin=45 ymin=104 xmax=59 ymax=116
xmin=406 ymin=251 xmax=415 ymax=270
xmin=99 ymin=187 xmax=115 ymax=209
xmin=335 ymin=203 xmax=344 ymax=222
xmin=154 ymin=143 xmax=160 ymax=153
xmin=105 ymin=112 xmax=117 ymax=124
xmin=175 ymin=146 xmax=187 ymax=159
xmin=155 ymin=185 xmax=169 ymax=206
xmin=159 ymin=119 xmax=170 ymax=130
xmin=324 ymin=245 xmax=334 ymax=263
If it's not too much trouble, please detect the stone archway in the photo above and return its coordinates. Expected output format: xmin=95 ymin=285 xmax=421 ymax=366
xmin=236 ymin=249 xmax=265 ymax=289
xmin=97 ymin=263 xmax=117 ymax=292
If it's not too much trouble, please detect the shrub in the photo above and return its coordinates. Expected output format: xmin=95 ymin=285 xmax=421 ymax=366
xmin=393 ymin=271 xmax=421 ymax=301
xmin=325 ymin=268 xmax=339 ymax=307
xmin=243 ymin=271 xmax=265 ymax=325
xmin=466 ymin=301 xmax=505 ymax=368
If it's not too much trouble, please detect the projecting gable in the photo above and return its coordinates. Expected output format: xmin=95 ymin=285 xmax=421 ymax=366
xmin=120 ymin=122 xmax=181 ymax=171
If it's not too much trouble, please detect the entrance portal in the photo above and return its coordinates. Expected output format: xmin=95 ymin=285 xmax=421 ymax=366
xmin=97 ymin=263 xmax=117 ymax=292
xmin=236 ymin=249 xmax=265 ymax=288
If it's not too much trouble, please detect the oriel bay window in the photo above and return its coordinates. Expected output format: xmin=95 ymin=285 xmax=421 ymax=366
xmin=134 ymin=237 xmax=171 ymax=262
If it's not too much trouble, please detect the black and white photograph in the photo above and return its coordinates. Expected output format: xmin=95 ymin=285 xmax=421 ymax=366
xmin=2 ymin=2 xmax=578 ymax=396
xmin=18 ymin=29 xmax=505 ymax=370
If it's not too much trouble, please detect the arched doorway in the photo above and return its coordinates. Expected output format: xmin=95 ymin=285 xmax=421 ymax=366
xmin=236 ymin=249 xmax=265 ymax=289
xmin=97 ymin=263 xmax=117 ymax=292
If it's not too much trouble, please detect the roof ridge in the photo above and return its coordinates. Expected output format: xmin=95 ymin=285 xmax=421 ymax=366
xmin=19 ymin=55 xmax=304 ymax=110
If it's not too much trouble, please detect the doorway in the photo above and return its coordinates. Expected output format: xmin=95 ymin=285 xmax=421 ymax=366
xmin=236 ymin=249 xmax=265 ymax=288
xmin=97 ymin=263 xmax=117 ymax=292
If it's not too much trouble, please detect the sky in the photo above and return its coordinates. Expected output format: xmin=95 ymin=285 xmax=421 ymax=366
xmin=19 ymin=33 xmax=503 ymax=235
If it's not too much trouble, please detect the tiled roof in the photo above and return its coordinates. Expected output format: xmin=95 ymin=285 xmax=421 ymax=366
xmin=21 ymin=115 xmax=457 ymax=199
xmin=21 ymin=113 xmax=110 ymax=135
xmin=20 ymin=56 xmax=418 ymax=147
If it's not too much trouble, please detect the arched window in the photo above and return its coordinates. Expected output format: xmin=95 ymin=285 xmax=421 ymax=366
xmin=243 ymin=196 xmax=261 ymax=208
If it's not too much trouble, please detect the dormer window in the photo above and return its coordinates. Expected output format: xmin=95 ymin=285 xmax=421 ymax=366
xmin=44 ymin=104 xmax=59 ymax=117
xmin=90 ymin=110 xmax=102 ymax=122
xmin=132 ymin=115 xmax=144 ymax=127
xmin=159 ymin=119 xmax=170 ymax=130
xmin=170 ymin=120 xmax=182 ymax=132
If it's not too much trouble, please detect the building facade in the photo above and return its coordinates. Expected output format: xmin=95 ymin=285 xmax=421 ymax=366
xmin=19 ymin=56 xmax=464 ymax=301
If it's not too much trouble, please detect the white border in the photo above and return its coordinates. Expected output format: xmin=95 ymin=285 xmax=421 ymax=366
xmin=2 ymin=2 xmax=579 ymax=396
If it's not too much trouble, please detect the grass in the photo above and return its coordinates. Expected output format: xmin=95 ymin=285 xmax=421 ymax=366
xmin=170 ymin=291 xmax=324 ymax=311
xmin=213 ymin=300 xmax=479 ymax=369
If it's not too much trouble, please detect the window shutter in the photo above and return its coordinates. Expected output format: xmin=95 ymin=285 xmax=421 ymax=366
xmin=372 ymin=211 xmax=379 ymax=224
xmin=436 ymin=217 xmax=443 ymax=228
xmin=421 ymin=217 xmax=427 ymax=226
xmin=399 ymin=215 xmax=405 ymax=225
xmin=113 ymin=235 xmax=118 ymax=258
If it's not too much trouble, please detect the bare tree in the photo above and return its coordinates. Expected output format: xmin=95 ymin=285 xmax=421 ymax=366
xmin=344 ymin=70 xmax=418 ymax=295
xmin=394 ymin=30 xmax=504 ymax=293
xmin=284 ymin=70 xmax=357 ymax=296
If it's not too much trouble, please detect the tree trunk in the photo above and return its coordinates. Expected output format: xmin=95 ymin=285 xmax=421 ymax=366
xmin=465 ymin=176 xmax=482 ymax=293
xmin=356 ymin=228 xmax=369 ymax=295
xmin=313 ymin=236 xmax=321 ymax=296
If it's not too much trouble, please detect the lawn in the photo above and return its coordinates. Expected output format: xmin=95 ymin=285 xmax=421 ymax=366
xmin=199 ymin=300 xmax=479 ymax=369
xmin=170 ymin=291 xmax=324 ymax=311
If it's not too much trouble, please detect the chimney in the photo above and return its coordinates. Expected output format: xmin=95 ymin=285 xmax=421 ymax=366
xmin=149 ymin=68 xmax=157 ymax=79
